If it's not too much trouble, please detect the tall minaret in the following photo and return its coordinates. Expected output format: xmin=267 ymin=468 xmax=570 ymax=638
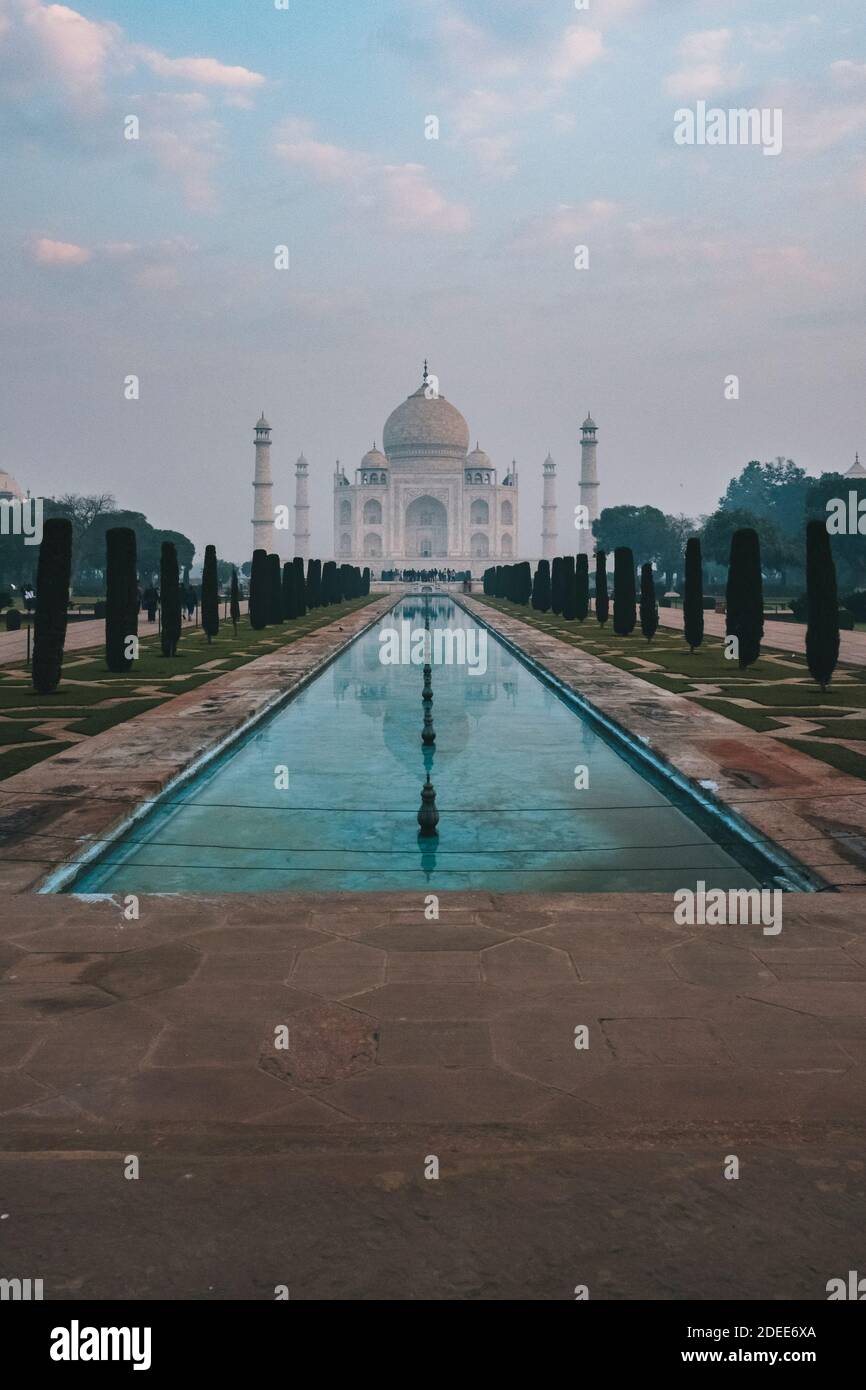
xmin=252 ymin=412 xmax=274 ymax=555
xmin=578 ymin=413 xmax=600 ymax=556
xmin=293 ymin=452 xmax=311 ymax=561
xmin=541 ymin=452 xmax=558 ymax=560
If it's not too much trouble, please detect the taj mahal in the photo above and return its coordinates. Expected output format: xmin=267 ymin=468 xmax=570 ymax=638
xmin=250 ymin=364 xmax=601 ymax=573
xmin=333 ymin=364 xmax=518 ymax=569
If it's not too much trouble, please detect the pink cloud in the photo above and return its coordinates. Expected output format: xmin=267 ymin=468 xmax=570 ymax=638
xmin=547 ymin=27 xmax=604 ymax=82
xmin=380 ymin=164 xmax=470 ymax=233
xmin=31 ymin=236 xmax=91 ymax=265
xmin=138 ymin=48 xmax=265 ymax=92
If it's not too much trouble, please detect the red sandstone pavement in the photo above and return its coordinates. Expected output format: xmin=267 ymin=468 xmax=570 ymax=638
xmin=0 ymin=890 xmax=864 ymax=1300
xmin=657 ymin=606 xmax=866 ymax=664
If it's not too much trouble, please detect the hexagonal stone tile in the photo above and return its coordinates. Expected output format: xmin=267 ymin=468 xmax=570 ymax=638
xmin=26 ymin=1002 xmax=164 ymax=1084
xmin=667 ymin=941 xmax=776 ymax=988
xmin=378 ymin=1021 xmax=492 ymax=1068
xmin=0 ymin=984 xmax=114 ymax=1022
xmin=600 ymin=1017 xmax=733 ymax=1066
xmin=71 ymin=1067 xmax=294 ymax=1123
xmin=258 ymin=1002 xmax=378 ymax=1088
xmin=481 ymin=938 xmax=575 ymax=989
xmin=357 ymin=922 xmax=510 ymax=952
xmin=291 ymin=940 xmax=385 ymax=998
xmin=491 ymin=1007 xmax=615 ymax=1093
xmin=81 ymin=943 xmax=200 ymax=1000
xmin=387 ymin=952 xmax=480 ymax=983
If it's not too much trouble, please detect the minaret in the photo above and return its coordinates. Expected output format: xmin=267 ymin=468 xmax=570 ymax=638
xmin=293 ymin=452 xmax=311 ymax=561
xmin=578 ymin=413 xmax=599 ymax=556
xmin=252 ymin=412 xmax=274 ymax=555
xmin=541 ymin=452 xmax=558 ymax=560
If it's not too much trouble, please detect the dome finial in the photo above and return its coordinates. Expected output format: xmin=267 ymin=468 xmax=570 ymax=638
xmin=422 ymin=358 xmax=428 ymax=384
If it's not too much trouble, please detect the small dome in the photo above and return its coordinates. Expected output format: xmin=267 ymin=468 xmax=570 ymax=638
xmin=0 ymin=470 xmax=23 ymax=500
xmin=256 ymin=412 xmax=271 ymax=430
xmin=582 ymin=413 xmax=597 ymax=430
xmin=383 ymin=380 xmax=470 ymax=458
xmin=467 ymin=442 xmax=491 ymax=469
xmin=296 ymin=452 xmax=308 ymax=467
xmin=361 ymin=443 xmax=388 ymax=469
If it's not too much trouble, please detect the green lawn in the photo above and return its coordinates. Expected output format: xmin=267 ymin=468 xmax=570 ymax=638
xmin=0 ymin=597 xmax=378 ymax=782
xmin=476 ymin=596 xmax=866 ymax=783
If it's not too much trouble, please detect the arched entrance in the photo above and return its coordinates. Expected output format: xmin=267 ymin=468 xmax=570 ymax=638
xmin=405 ymin=495 xmax=448 ymax=558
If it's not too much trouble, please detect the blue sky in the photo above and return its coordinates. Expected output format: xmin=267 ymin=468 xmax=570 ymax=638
xmin=1 ymin=0 xmax=865 ymax=561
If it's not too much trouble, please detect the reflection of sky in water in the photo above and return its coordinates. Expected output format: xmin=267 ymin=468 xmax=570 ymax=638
xmin=73 ymin=598 xmax=764 ymax=895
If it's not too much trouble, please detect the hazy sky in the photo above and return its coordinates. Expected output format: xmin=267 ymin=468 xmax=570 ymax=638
xmin=1 ymin=0 xmax=864 ymax=563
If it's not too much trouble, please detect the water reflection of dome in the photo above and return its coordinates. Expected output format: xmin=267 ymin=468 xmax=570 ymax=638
xmin=381 ymin=707 xmax=471 ymax=771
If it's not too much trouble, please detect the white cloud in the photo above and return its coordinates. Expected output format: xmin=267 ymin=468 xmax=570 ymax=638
xmin=31 ymin=236 xmax=91 ymax=265
xmin=547 ymin=27 xmax=604 ymax=83
xmin=664 ymin=29 xmax=744 ymax=99
xmin=273 ymin=119 xmax=470 ymax=234
xmin=831 ymin=59 xmax=866 ymax=86
xmin=137 ymin=48 xmax=265 ymax=93
xmin=380 ymin=163 xmax=470 ymax=232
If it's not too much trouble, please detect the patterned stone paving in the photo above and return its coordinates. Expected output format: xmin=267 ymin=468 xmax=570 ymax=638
xmin=0 ymin=890 xmax=864 ymax=1298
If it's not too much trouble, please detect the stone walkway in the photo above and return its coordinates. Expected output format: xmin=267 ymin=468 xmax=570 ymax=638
xmin=0 ymin=889 xmax=864 ymax=1298
xmin=0 ymin=607 xmax=216 ymax=667
xmin=656 ymin=606 xmax=866 ymax=664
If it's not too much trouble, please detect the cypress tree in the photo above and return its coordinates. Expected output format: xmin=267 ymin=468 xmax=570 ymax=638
xmin=159 ymin=540 xmax=182 ymax=657
xmin=805 ymin=518 xmax=840 ymax=691
xmin=267 ymin=554 xmax=283 ymax=623
xmin=683 ymin=536 xmax=704 ymax=653
xmin=293 ymin=557 xmax=307 ymax=616
xmin=282 ymin=562 xmax=296 ymax=619
xmin=362 ymin=566 xmax=371 ymax=596
xmin=201 ymin=544 xmax=219 ymax=643
xmin=551 ymin=557 xmax=565 ymax=615
xmin=531 ymin=560 xmax=551 ymax=612
xmin=249 ymin=548 xmax=269 ymax=629
xmin=229 ymin=567 xmax=240 ymax=635
xmin=561 ymin=555 xmax=577 ymax=620
xmin=306 ymin=558 xmax=322 ymax=608
xmin=639 ymin=562 xmax=658 ymax=641
xmin=613 ymin=547 xmax=637 ymax=636
xmin=321 ymin=560 xmax=338 ymax=606
xmin=520 ymin=560 xmax=533 ymax=605
xmin=32 ymin=516 xmax=72 ymax=695
xmin=575 ymin=554 xmax=589 ymax=621
xmin=726 ymin=528 xmax=764 ymax=670
xmin=595 ymin=550 xmax=609 ymax=625
xmin=105 ymin=526 xmax=138 ymax=672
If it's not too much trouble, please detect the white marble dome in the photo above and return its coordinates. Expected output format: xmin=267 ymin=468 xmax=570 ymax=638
xmin=383 ymin=383 xmax=470 ymax=458
xmin=0 ymin=470 xmax=24 ymax=500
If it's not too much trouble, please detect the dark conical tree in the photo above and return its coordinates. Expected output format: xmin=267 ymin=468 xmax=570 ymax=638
xmin=575 ymin=554 xmax=589 ymax=621
xmin=201 ymin=544 xmax=219 ymax=643
xmin=725 ymin=527 xmax=764 ymax=670
xmin=105 ymin=526 xmax=138 ymax=672
xmin=282 ymin=561 xmax=298 ymax=620
xmin=362 ymin=566 xmax=371 ymax=596
xmin=805 ymin=518 xmax=840 ymax=691
xmin=249 ymin=548 xmax=269 ymax=629
xmin=531 ymin=559 xmax=551 ymax=612
xmin=613 ymin=547 xmax=637 ymax=636
xmin=683 ymin=536 xmax=704 ymax=653
xmin=321 ymin=560 xmax=338 ymax=606
xmin=267 ymin=554 xmax=283 ymax=623
xmin=293 ymin=557 xmax=307 ymax=616
xmin=32 ymin=517 xmax=72 ymax=695
xmin=519 ymin=560 xmax=533 ymax=604
xmin=561 ymin=555 xmax=577 ymax=620
xmin=306 ymin=558 xmax=322 ymax=608
xmin=595 ymin=550 xmax=609 ymax=625
xmin=639 ymin=562 xmax=658 ymax=641
xmin=159 ymin=541 xmax=182 ymax=657
xmin=551 ymin=557 xmax=565 ymax=615
xmin=229 ymin=567 xmax=240 ymax=635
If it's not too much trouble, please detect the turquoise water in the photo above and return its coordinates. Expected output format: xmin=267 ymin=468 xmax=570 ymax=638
xmin=70 ymin=596 xmax=782 ymax=894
